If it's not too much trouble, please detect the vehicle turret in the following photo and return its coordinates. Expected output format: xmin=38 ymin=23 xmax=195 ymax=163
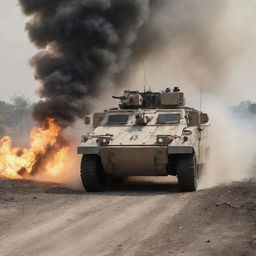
xmin=113 ymin=87 xmax=185 ymax=109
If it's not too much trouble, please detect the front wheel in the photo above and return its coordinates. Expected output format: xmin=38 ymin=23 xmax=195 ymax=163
xmin=177 ymin=154 xmax=198 ymax=192
xmin=80 ymin=155 xmax=106 ymax=192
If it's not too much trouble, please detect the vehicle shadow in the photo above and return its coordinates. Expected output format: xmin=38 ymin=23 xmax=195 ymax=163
xmin=103 ymin=177 xmax=180 ymax=196
xmin=0 ymin=177 xmax=180 ymax=196
xmin=46 ymin=177 xmax=181 ymax=195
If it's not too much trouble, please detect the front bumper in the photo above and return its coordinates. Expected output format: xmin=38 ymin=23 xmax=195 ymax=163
xmin=77 ymin=145 xmax=194 ymax=176
xmin=77 ymin=144 xmax=194 ymax=155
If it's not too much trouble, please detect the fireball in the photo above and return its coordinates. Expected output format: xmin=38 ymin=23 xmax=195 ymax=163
xmin=0 ymin=118 xmax=69 ymax=179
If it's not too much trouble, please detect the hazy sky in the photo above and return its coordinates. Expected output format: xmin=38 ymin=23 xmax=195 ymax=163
xmin=0 ymin=1 xmax=37 ymax=102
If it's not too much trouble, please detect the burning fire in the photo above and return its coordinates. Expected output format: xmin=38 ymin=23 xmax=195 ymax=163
xmin=0 ymin=118 xmax=69 ymax=179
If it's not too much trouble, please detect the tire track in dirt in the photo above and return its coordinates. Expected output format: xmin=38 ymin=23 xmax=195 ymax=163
xmin=1 ymin=179 xmax=255 ymax=256
xmin=1 ymin=194 xmax=190 ymax=256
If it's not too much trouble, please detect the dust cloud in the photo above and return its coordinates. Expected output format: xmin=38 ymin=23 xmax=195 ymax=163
xmin=127 ymin=0 xmax=256 ymax=187
xmin=65 ymin=0 xmax=256 ymax=189
xmin=199 ymin=98 xmax=256 ymax=189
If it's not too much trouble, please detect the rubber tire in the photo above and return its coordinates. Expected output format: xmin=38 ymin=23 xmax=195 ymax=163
xmin=80 ymin=155 xmax=106 ymax=192
xmin=177 ymin=154 xmax=198 ymax=192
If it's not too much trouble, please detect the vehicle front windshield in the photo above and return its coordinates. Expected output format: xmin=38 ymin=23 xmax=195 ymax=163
xmin=158 ymin=113 xmax=180 ymax=124
xmin=107 ymin=114 xmax=129 ymax=124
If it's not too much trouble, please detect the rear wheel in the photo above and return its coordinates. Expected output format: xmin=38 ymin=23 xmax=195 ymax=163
xmin=80 ymin=155 xmax=106 ymax=192
xmin=177 ymin=154 xmax=198 ymax=192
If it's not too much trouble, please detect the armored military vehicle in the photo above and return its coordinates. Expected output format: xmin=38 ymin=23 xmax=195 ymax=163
xmin=78 ymin=87 xmax=210 ymax=192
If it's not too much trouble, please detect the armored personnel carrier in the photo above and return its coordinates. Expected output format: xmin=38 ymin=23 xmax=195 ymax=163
xmin=78 ymin=87 xmax=210 ymax=192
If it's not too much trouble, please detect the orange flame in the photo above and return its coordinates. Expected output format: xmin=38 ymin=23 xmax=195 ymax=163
xmin=0 ymin=118 xmax=69 ymax=179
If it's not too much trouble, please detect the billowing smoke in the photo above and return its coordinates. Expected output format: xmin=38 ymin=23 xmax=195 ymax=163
xmin=18 ymin=0 xmax=151 ymax=126
xmin=18 ymin=0 xmax=232 ymax=127
xmin=134 ymin=0 xmax=231 ymax=87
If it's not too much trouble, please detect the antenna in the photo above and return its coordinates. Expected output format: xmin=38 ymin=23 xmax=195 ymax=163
xmin=127 ymin=63 xmax=131 ymax=90
xmin=198 ymin=85 xmax=203 ymax=131
xmin=199 ymin=85 xmax=202 ymax=112
xmin=143 ymin=61 xmax=147 ymax=92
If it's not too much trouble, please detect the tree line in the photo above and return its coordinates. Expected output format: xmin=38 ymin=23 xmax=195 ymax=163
xmin=234 ymin=101 xmax=256 ymax=116
xmin=0 ymin=96 xmax=34 ymax=138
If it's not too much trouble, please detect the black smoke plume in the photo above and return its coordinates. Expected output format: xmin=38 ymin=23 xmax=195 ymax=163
xmin=18 ymin=0 xmax=151 ymax=127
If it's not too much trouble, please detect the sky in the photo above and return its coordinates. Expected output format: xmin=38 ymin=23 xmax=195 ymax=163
xmin=0 ymin=0 xmax=256 ymax=105
xmin=0 ymin=1 xmax=37 ymax=102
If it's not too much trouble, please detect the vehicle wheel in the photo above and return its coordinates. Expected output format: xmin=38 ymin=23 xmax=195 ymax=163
xmin=177 ymin=154 xmax=198 ymax=192
xmin=80 ymin=155 xmax=106 ymax=192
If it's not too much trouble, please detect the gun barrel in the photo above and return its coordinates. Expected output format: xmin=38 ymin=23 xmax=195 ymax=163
xmin=112 ymin=96 xmax=127 ymax=100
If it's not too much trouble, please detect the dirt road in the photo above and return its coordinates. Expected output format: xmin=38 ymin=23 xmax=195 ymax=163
xmin=0 ymin=177 xmax=255 ymax=256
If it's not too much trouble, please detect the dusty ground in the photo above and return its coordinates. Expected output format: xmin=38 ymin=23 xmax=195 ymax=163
xmin=0 ymin=177 xmax=255 ymax=256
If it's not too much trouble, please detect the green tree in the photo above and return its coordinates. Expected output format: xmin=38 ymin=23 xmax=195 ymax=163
xmin=0 ymin=96 xmax=32 ymax=137
xmin=0 ymin=101 xmax=13 ymax=126
xmin=10 ymin=95 xmax=30 ymax=113
xmin=7 ymin=96 xmax=31 ymax=127
xmin=0 ymin=116 xmax=5 ymax=138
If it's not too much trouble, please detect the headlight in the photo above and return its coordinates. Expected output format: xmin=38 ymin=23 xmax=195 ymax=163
xmin=182 ymin=129 xmax=192 ymax=136
xmin=96 ymin=135 xmax=113 ymax=146
xmin=156 ymin=135 xmax=173 ymax=145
